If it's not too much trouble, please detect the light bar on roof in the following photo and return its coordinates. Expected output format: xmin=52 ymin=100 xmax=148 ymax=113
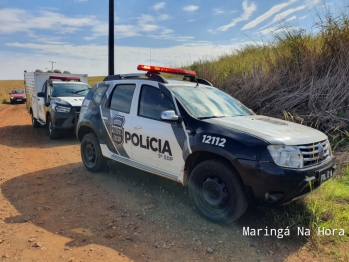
xmin=137 ymin=64 xmax=196 ymax=77
xmin=49 ymin=76 xmax=80 ymax=81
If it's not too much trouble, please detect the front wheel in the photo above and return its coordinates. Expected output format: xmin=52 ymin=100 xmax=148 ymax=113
xmin=81 ymin=133 xmax=107 ymax=172
xmin=188 ymin=159 xmax=248 ymax=224
xmin=31 ymin=113 xmax=40 ymax=128
xmin=47 ymin=115 xmax=59 ymax=139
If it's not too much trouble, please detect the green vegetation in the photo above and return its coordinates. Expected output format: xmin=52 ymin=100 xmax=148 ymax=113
xmin=185 ymin=5 xmax=349 ymax=259
xmin=187 ymin=7 xmax=349 ymax=143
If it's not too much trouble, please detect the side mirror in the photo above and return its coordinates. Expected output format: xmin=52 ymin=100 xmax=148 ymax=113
xmin=161 ymin=110 xmax=182 ymax=123
xmin=37 ymin=92 xmax=45 ymax=98
xmin=44 ymin=102 xmax=50 ymax=107
xmin=8 ymin=93 xmax=11 ymax=95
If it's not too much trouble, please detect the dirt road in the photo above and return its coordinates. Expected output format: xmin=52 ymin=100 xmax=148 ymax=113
xmin=0 ymin=103 xmax=320 ymax=261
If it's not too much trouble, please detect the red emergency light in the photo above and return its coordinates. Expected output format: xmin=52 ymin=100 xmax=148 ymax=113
xmin=49 ymin=76 xmax=80 ymax=81
xmin=137 ymin=64 xmax=196 ymax=77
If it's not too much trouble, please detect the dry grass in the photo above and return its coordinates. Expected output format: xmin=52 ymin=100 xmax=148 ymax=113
xmin=188 ymin=7 xmax=349 ymax=143
xmin=0 ymin=80 xmax=25 ymax=103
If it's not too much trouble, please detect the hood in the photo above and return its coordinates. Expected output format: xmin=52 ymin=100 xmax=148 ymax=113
xmin=56 ymin=97 xmax=85 ymax=107
xmin=205 ymin=115 xmax=327 ymax=145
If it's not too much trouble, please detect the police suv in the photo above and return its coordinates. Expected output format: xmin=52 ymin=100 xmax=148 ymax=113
xmin=76 ymin=65 xmax=335 ymax=223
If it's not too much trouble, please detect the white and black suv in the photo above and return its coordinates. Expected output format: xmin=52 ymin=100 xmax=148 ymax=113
xmin=76 ymin=65 xmax=335 ymax=223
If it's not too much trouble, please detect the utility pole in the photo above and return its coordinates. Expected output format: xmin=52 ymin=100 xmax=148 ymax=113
xmin=49 ymin=61 xmax=56 ymax=70
xmin=108 ymin=0 xmax=114 ymax=76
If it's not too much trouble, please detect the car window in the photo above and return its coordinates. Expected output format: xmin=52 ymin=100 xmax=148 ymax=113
xmin=11 ymin=89 xmax=24 ymax=94
xmin=138 ymin=85 xmax=175 ymax=120
xmin=109 ymin=84 xmax=136 ymax=114
xmin=92 ymin=84 xmax=109 ymax=105
xmin=170 ymin=86 xmax=252 ymax=118
xmin=50 ymin=83 xmax=90 ymax=97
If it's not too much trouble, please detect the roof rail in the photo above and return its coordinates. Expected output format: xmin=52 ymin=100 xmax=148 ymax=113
xmin=103 ymin=72 xmax=168 ymax=84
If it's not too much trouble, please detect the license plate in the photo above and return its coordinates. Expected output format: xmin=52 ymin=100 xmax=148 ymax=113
xmin=318 ymin=168 xmax=333 ymax=183
xmin=17 ymin=99 xmax=22 ymax=101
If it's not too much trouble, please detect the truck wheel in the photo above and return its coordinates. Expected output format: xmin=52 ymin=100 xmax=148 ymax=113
xmin=31 ymin=113 xmax=40 ymax=128
xmin=81 ymin=133 xmax=107 ymax=172
xmin=188 ymin=159 xmax=248 ymax=224
xmin=47 ymin=115 xmax=59 ymax=139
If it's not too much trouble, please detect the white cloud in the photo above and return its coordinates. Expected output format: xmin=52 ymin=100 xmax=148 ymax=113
xmin=183 ymin=6 xmax=199 ymax=12
xmin=217 ymin=0 xmax=257 ymax=31
xmin=213 ymin=8 xmax=224 ymax=15
xmin=0 ymin=42 xmax=252 ymax=80
xmin=258 ymin=26 xmax=299 ymax=35
xmin=158 ymin=14 xmax=170 ymax=21
xmin=153 ymin=2 xmax=166 ymax=11
xmin=272 ymin=5 xmax=306 ymax=23
xmin=138 ymin=14 xmax=155 ymax=24
xmin=284 ymin=15 xmax=297 ymax=23
xmin=0 ymin=8 xmax=99 ymax=34
xmin=241 ymin=0 xmax=296 ymax=30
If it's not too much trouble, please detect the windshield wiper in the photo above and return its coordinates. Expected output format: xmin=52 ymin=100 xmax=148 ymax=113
xmin=197 ymin=115 xmax=226 ymax=120
xmin=65 ymin=90 xmax=86 ymax=96
xmin=74 ymin=89 xmax=88 ymax=94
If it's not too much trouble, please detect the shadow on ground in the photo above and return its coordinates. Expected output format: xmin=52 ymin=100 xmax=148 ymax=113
xmin=0 ymin=124 xmax=78 ymax=148
xmin=1 ymin=161 xmax=308 ymax=261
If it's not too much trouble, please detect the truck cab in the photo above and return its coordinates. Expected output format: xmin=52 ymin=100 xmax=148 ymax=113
xmin=24 ymin=71 xmax=89 ymax=139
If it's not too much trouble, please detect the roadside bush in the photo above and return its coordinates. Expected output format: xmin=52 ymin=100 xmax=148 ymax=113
xmin=189 ymin=7 xmax=349 ymax=143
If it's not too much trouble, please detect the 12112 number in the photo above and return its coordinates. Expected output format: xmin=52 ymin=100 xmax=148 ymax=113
xmin=202 ymin=135 xmax=226 ymax=147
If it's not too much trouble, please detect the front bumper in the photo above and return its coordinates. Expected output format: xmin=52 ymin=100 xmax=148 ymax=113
xmin=51 ymin=108 xmax=80 ymax=130
xmin=10 ymin=98 xmax=26 ymax=103
xmin=233 ymin=156 xmax=336 ymax=206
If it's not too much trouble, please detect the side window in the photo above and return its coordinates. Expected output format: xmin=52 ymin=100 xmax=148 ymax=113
xmin=138 ymin=85 xmax=175 ymax=120
xmin=41 ymin=82 xmax=46 ymax=92
xmin=110 ymin=84 xmax=136 ymax=114
xmin=92 ymin=84 xmax=109 ymax=105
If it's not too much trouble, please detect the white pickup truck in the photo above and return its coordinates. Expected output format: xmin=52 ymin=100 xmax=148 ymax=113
xmin=24 ymin=70 xmax=90 ymax=139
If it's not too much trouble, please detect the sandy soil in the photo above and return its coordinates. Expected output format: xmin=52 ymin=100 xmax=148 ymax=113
xmin=0 ymin=103 xmax=337 ymax=262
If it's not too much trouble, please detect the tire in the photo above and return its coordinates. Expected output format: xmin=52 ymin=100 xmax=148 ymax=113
xmin=10 ymin=100 xmax=14 ymax=104
xmin=47 ymin=115 xmax=59 ymax=139
xmin=80 ymin=132 xmax=107 ymax=172
xmin=188 ymin=159 xmax=248 ymax=224
xmin=31 ymin=113 xmax=40 ymax=128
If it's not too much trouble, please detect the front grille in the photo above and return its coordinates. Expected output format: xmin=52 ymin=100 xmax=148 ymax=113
xmin=72 ymin=107 xmax=81 ymax=124
xmin=73 ymin=106 xmax=81 ymax=113
xmin=298 ymin=140 xmax=331 ymax=167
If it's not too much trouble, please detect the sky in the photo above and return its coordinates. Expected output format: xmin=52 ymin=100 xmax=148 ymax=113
xmin=0 ymin=0 xmax=345 ymax=80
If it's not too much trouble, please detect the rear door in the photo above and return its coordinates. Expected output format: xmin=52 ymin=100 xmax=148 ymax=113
xmin=100 ymin=82 xmax=136 ymax=159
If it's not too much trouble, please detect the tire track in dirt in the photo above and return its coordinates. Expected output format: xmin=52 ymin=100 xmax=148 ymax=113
xmin=0 ymin=104 xmax=309 ymax=262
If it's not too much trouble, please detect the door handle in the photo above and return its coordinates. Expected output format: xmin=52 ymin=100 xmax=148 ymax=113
xmin=133 ymin=125 xmax=142 ymax=130
xmin=102 ymin=117 xmax=109 ymax=120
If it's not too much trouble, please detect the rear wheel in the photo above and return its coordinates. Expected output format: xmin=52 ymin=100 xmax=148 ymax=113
xmin=31 ymin=113 xmax=40 ymax=128
xmin=81 ymin=132 xmax=107 ymax=172
xmin=188 ymin=159 xmax=248 ymax=224
xmin=47 ymin=115 xmax=59 ymax=139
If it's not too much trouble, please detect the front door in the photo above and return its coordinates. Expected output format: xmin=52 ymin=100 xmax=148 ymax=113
xmin=37 ymin=82 xmax=47 ymax=122
xmin=131 ymin=84 xmax=186 ymax=178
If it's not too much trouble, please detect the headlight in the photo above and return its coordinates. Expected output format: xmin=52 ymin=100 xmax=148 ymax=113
xmin=267 ymin=145 xmax=303 ymax=168
xmin=52 ymin=106 xmax=71 ymax=113
xmin=10 ymin=96 xmax=14 ymax=99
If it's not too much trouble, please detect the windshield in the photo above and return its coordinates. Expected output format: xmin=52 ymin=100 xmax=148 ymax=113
xmin=11 ymin=89 xmax=25 ymax=94
xmin=50 ymin=83 xmax=90 ymax=97
xmin=170 ymin=86 xmax=253 ymax=118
